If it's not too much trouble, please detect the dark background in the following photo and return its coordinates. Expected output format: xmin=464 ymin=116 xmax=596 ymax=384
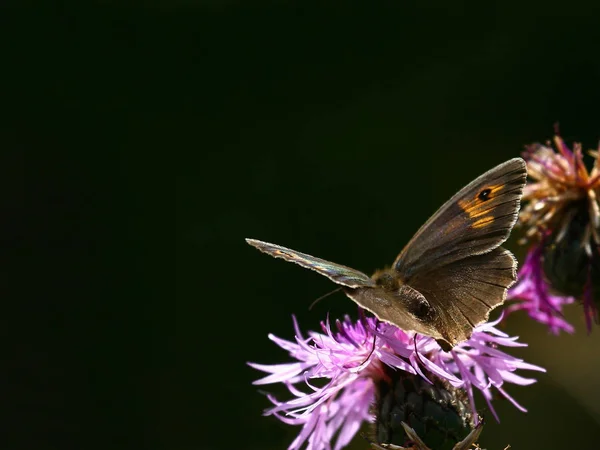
xmin=7 ymin=2 xmax=600 ymax=450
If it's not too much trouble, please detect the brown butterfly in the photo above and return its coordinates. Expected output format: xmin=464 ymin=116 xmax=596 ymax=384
xmin=247 ymin=158 xmax=527 ymax=350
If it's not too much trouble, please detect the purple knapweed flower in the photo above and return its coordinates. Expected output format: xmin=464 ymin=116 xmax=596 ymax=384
xmin=516 ymin=130 xmax=600 ymax=331
xmin=249 ymin=312 xmax=544 ymax=450
xmin=505 ymin=242 xmax=575 ymax=334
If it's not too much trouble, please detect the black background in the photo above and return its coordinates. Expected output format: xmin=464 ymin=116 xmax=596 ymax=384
xmin=7 ymin=2 xmax=600 ymax=450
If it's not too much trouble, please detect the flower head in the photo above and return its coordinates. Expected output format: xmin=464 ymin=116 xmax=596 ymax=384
xmin=519 ymin=133 xmax=600 ymax=245
xmin=249 ymin=312 xmax=544 ymax=450
xmin=515 ymin=130 xmax=600 ymax=330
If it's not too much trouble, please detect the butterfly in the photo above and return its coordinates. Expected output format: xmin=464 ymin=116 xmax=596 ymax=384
xmin=246 ymin=158 xmax=527 ymax=350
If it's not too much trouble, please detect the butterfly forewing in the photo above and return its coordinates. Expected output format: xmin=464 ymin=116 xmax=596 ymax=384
xmin=393 ymin=158 xmax=527 ymax=280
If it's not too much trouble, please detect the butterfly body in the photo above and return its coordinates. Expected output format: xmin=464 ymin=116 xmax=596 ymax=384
xmin=247 ymin=158 xmax=527 ymax=350
xmin=344 ymin=272 xmax=440 ymax=343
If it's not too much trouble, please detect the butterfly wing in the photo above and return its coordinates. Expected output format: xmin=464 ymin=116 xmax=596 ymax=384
xmin=245 ymin=239 xmax=375 ymax=288
xmin=392 ymin=158 xmax=526 ymax=346
xmin=409 ymin=247 xmax=517 ymax=347
xmin=394 ymin=158 xmax=526 ymax=278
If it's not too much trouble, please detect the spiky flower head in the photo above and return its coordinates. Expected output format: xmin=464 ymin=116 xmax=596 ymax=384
xmin=249 ymin=312 xmax=544 ymax=450
xmin=514 ymin=130 xmax=600 ymax=330
xmin=371 ymin=368 xmax=480 ymax=450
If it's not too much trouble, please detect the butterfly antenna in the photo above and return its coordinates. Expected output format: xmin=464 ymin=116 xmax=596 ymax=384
xmin=359 ymin=319 xmax=379 ymax=367
xmin=308 ymin=287 xmax=342 ymax=311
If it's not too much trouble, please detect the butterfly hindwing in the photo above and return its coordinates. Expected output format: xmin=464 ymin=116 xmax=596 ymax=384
xmin=407 ymin=247 xmax=517 ymax=346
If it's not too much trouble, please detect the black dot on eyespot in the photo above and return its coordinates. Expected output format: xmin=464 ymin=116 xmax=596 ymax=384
xmin=478 ymin=188 xmax=492 ymax=201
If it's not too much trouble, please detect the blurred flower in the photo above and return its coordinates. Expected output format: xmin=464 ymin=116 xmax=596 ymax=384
xmin=249 ymin=312 xmax=544 ymax=450
xmin=514 ymin=131 xmax=600 ymax=330
xmin=506 ymin=241 xmax=575 ymax=334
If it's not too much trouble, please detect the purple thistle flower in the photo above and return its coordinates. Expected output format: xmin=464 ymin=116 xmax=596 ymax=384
xmin=505 ymin=242 xmax=575 ymax=334
xmin=516 ymin=131 xmax=600 ymax=330
xmin=249 ymin=312 xmax=544 ymax=450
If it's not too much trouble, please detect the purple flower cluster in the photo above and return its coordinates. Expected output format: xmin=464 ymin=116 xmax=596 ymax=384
xmin=249 ymin=313 xmax=544 ymax=450
xmin=515 ymin=132 xmax=600 ymax=331
xmin=506 ymin=243 xmax=575 ymax=334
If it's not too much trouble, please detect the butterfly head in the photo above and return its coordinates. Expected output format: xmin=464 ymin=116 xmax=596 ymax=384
xmin=371 ymin=268 xmax=401 ymax=291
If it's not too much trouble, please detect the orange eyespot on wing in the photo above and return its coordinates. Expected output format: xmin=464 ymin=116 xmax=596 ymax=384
xmin=457 ymin=183 xmax=511 ymax=229
xmin=458 ymin=183 xmax=505 ymax=219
